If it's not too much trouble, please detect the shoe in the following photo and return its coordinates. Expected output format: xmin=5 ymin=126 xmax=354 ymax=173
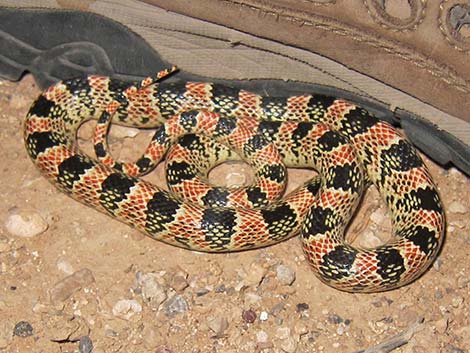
xmin=1 ymin=0 xmax=469 ymax=175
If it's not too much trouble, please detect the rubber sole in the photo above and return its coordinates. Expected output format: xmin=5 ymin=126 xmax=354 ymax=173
xmin=1 ymin=6 xmax=469 ymax=176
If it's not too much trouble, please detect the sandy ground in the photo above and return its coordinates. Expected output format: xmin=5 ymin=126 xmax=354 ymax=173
xmin=0 ymin=76 xmax=469 ymax=353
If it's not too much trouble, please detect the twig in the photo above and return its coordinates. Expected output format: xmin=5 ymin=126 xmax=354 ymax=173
xmin=351 ymin=317 xmax=425 ymax=353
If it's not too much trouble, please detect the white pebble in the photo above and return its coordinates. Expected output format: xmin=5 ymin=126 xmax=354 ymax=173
xmin=56 ymin=258 xmax=75 ymax=275
xmin=112 ymin=299 xmax=142 ymax=320
xmin=448 ymin=201 xmax=466 ymax=214
xmin=5 ymin=209 xmax=48 ymax=237
xmin=259 ymin=311 xmax=269 ymax=321
xmin=256 ymin=330 xmax=269 ymax=343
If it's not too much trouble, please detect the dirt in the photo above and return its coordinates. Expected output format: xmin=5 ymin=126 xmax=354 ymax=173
xmin=0 ymin=76 xmax=469 ymax=353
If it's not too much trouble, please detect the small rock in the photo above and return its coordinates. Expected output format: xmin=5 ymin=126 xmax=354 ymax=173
xmin=196 ymin=288 xmax=210 ymax=296
xmin=170 ymin=273 xmax=189 ymax=292
xmin=276 ymin=264 xmax=296 ymax=286
xmin=79 ymin=335 xmax=93 ymax=353
xmin=271 ymin=302 xmax=286 ymax=317
xmin=214 ymin=284 xmax=226 ymax=293
xmin=207 ymin=316 xmax=229 ymax=336
xmin=112 ymin=299 xmax=142 ymax=320
xmin=327 ymin=313 xmax=344 ymax=325
xmin=56 ymin=258 xmax=75 ymax=275
xmin=49 ymin=268 xmax=95 ymax=304
xmin=451 ymin=296 xmax=464 ymax=308
xmin=259 ymin=311 xmax=269 ymax=321
xmin=448 ymin=201 xmax=466 ymax=214
xmin=164 ymin=295 xmax=189 ymax=317
xmin=256 ymin=330 xmax=269 ymax=343
xmin=295 ymin=303 xmax=309 ymax=313
xmin=336 ymin=323 xmax=346 ymax=335
xmin=242 ymin=309 xmax=257 ymax=323
xmin=13 ymin=321 xmax=33 ymax=337
xmin=138 ymin=273 xmax=167 ymax=309
xmin=457 ymin=276 xmax=470 ymax=289
xmin=433 ymin=257 xmax=443 ymax=271
xmin=5 ymin=209 xmax=48 ymax=238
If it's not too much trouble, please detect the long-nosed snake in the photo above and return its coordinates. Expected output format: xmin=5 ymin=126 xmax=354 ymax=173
xmin=24 ymin=68 xmax=445 ymax=292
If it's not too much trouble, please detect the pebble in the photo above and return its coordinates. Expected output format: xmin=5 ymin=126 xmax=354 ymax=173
xmin=13 ymin=321 xmax=33 ymax=337
xmin=207 ymin=316 xmax=229 ymax=336
xmin=242 ymin=309 xmax=257 ymax=323
xmin=327 ymin=313 xmax=344 ymax=325
xmin=138 ymin=273 xmax=167 ymax=309
xmin=259 ymin=311 xmax=269 ymax=321
xmin=256 ymin=330 xmax=269 ymax=343
xmin=170 ymin=273 xmax=189 ymax=292
xmin=79 ymin=335 xmax=93 ymax=353
xmin=112 ymin=299 xmax=142 ymax=320
xmin=164 ymin=295 xmax=189 ymax=317
xmin=448 ymin=201 xmax=466 ymax=214
xmin=56 ymin=258 xmax=75 ymax=275
xmin=276 ymin=264 xmax=296 ymax=286
xmin=451 ymin=296 xmax=464 ymax=308
xmin=5 ymin=209 xmax=48 ymax=237
xmin=296 ymin=303 xmax=309 ymax=313
xmin=49 ymin=268 xmax=95 ymax=304
xmin=336 ymin=323 xmax=346 ymax=335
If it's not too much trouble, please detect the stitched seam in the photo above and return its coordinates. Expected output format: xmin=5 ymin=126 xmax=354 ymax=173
xmin=219 ymin=0 xmax=470 ymax=94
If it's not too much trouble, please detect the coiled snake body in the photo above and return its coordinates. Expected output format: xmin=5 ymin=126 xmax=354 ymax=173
xmin=24 ymin=69 xmax=445 ymax=292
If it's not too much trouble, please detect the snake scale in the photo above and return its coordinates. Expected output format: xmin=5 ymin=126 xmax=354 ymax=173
xmin=24 ymin=68 xmax=445 ymax=292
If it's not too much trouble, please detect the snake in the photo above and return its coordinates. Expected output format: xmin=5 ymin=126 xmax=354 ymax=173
xmin=23 ymin=68 xmax=445 ymax=293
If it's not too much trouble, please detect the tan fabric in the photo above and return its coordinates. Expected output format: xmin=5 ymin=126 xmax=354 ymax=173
xmin=2 ymin=0 xmax=470 ymax=146
xmin=145 ymin=0 xmax=470 ymax=125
